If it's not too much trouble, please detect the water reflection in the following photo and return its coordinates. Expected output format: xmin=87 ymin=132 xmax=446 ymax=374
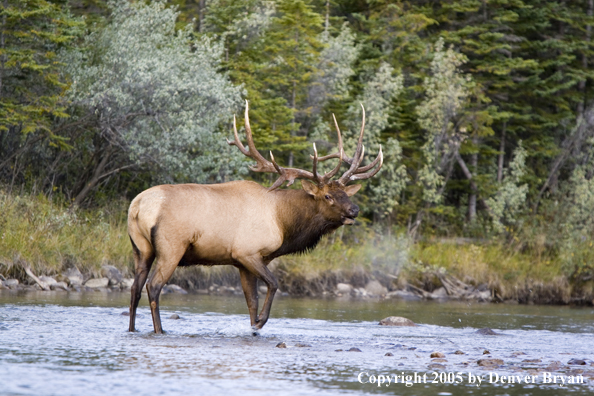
xmin=0 ymin=290 xmax=592 ymax=395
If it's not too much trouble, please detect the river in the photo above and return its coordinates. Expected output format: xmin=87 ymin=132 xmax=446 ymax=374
xmin=0 ymin=290 xmax=592 ymax=395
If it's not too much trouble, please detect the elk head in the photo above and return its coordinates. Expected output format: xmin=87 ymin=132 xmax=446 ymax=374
xmin=227 ymin=101 xmax=383 ymax=225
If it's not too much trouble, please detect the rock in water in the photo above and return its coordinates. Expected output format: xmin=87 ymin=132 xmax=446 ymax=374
xmin=348 ymin=347 xmax=362 ymax=352
xmin=162 ymin=284 xmax=187 ymax=294
xmin=84 ymin=278 xmax=109 ymax=288
xmin=476 ymin=327 xmax=500 ymax=335
xmin=275 ymin=342 xmax=287 ymax=349
xmin=379 ymin=316 xmax=416 ymax=326
xmin=477 ymin=359 xmax=504 ymax=367
xmin=169 ymin=314 xmax=180 ymax=320
xmin=365 ymin=280 xmax=388 ymax=296
xmin=567 ymin=359 xmax=586 ymax=365
xmin=63 ymin=267 xmax=84 ymax=287
xmin=336 ymin=283 xmax=353 ymax=294
xmin=39 ymin=276 xmax=57 ymax=287
xmin=430 ymin=352 xmax=445 ymax=358
xmin=101 ymin=265 xmax=123 ymax=286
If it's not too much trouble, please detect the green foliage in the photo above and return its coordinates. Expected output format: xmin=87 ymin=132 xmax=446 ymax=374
xmin=0 ymin=0 xmax=83 ymax=140
xmin=416 ymin=38 xmax=473 ymax=205
xmin=65 ymin=0 xmax=244 ymax=183
xmin=486 ymin=142 xmax=528 ymax=234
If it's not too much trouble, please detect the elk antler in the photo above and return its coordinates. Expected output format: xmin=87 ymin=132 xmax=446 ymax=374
xmin=227 ymin=101 xmax=343 ymax=191
xmin=314 ymin=104 xmax=384 ymax=185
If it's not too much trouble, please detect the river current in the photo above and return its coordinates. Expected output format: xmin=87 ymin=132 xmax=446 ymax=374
xmin=0 ymin=290 xmax=592 ymax=395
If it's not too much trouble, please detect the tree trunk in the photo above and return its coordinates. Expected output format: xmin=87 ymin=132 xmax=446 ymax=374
xmin=497 ymin=122 xmax=506 ymax=183
xmin=72 ymin=145 xmax=113 ymax=206
xmin=0 ymin=0 xmax=7 ymax=99
xmin=198 ymin=0 xmax=206 ymax=33
xmin=468 ymin=138 xmax=478 ymax=222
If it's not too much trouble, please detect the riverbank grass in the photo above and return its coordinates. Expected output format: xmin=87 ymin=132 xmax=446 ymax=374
xmin=0 ymin=190 xmax=132 ymax=279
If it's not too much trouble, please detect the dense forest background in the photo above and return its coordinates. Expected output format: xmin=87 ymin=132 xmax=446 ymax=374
xmin=2 ymin=0 xmax=594 ymax=300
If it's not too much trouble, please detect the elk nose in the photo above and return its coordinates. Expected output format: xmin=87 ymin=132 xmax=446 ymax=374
xmin=348 ymin=205 xmax=359 ymax=218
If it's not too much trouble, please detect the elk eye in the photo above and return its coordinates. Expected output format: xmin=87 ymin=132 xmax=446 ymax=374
xmin=325 ymin=194 xmax=332 ymax=200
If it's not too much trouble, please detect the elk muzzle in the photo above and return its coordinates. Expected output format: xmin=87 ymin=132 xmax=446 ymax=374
xmin=342 ymin=204 xmax=359 ymax=225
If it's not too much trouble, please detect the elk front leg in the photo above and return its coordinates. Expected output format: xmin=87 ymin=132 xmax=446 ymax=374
xmin=236 ymin=255 xmax=277 ymax=330
xmin=238 ymin=267 xmax=259 ymax=326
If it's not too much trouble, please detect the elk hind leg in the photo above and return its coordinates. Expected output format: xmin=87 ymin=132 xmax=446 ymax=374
xmin=129 ymin=236 xmax=155 ymax=332
xmin=146 ymin=249 xmax=184 ymax=334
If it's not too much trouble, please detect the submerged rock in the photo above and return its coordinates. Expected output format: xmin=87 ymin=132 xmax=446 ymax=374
xmin=568 ymin=359 xmax=587 ymax=365
xmin=169 ymin=314 xmax=180 ymax=320
xmin=275 ymin=342 xmax=287 ymax=349
xmin=84 ymin=278 xmax=109 ymax=288
xmin=379 ymin=316 xmax=416 ymax=327
xmin=385 ymin=352 xmax=394 ymax=357
xmin=477 ymin=358 xmax=504 ymax=367
xmin=295 ymin=343 xmax=312 ymax=348
xmin=454 ymin=350 xmax=465 ymax=355
xmin=428 ymin=363 xmax=446 ymax=370
xmin=476 ymin=327 xmax=500 ymax=335
xmin=348 ymin=347 xmax=362 ymax=352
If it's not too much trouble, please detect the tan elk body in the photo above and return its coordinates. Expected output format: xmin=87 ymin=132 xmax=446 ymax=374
xmin=127 ymin=102 xmax=383 ymax=333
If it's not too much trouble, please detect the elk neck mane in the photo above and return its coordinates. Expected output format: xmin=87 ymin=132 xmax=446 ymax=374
xmin=265 ymin=189 xmax=342 ymax=260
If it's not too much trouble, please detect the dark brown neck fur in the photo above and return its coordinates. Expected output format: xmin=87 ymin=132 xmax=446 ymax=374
xmin=264 ymin=189 xmax=342 ymax=260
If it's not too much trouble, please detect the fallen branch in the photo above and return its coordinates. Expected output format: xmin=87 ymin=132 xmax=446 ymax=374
xmin=20 ymin=262 xmax=50 ymax=291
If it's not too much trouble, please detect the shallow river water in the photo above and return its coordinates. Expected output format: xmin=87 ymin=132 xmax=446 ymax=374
xmin=0 ymin=290 xmax=592 ymax=395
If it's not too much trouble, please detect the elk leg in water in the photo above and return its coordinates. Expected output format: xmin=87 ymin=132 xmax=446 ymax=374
xmin=146 ymin=248 xmax=184 ymax=334
xmin=236 ymin=255 xmax=277 ymax=330
xmin=129 ymin=236 xmax=155 ymax=332
xmin=238 ymin=266 xmax=259 ymax=326
xmin=129 ymin=254 xmax=155 ymax=331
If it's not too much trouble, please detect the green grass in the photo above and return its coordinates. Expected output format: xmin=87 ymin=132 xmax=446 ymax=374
xmin=0 ymin=190 xmax=132 ymax=279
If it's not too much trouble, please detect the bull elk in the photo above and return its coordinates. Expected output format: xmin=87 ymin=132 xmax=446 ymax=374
xmin=127 ymin=102 xmax=383 ymax=333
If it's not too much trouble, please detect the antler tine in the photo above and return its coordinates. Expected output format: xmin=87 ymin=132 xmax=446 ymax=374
xmin=227 ymin=115 xmax=250 ymax=156
xmin=243 ymin=100 xmax=276 ymax=172
xmin=312 ymin=143 xmax=320 ymax=182
xmin=338 ymin=104 xmax=367 ymax=185
xmin=349 ymin=145 xmax=384 ymax=182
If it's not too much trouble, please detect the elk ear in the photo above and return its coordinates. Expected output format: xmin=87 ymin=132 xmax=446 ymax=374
xmin=301 ymin=180 xmax=319 ymax=196
xmin=344 ymin=184 xmax=362 ymax=197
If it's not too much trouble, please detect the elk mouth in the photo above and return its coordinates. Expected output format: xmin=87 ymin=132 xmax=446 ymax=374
xmin=341 ymin=215 xmax=356 ymax=225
